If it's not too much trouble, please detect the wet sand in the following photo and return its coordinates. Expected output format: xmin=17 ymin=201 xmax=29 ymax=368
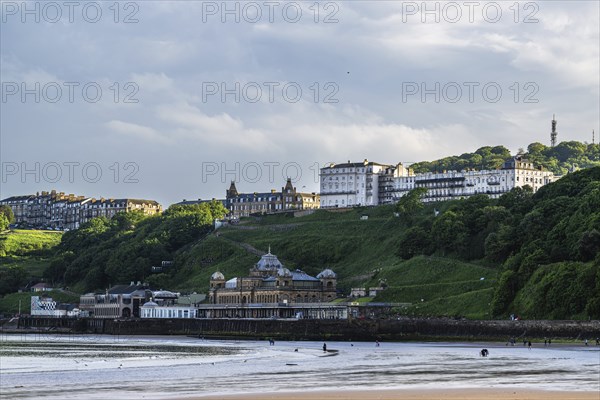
xmin=187 ymin=389 xmax=600 ymax=400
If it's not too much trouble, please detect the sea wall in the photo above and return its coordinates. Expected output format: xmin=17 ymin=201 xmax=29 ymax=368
xmin=11 ymin=317 xmax=600 ymax=341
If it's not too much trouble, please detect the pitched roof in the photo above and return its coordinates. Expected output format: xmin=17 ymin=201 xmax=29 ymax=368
xmin=322 ymin=161 xmax=392 ymax=169
xmin=107 ymin=284 xmax=147 ymax=294
xmin=31 ymin=283 xmax=52 ymax=289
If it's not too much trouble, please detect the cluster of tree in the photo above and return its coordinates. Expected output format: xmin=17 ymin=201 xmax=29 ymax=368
xmin=410 ymin=145 xmax=512 ymax=173
xmin=0 ymin=205 xmax=15 ymax=231
xmin=523 ymin=141 xmax=600 ymax=175
xmin=44 ymin=201 xmax=228 ymax=292
xmin=396 ymin=167 xmax=600 ymax=319
xmin=0 ymin=266 xmax=27 ymax=296
xmin=410 ymin=141 xmax=600 ymax=175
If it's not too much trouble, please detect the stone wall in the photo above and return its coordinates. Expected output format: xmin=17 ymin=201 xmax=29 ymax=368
xmin=13 ymin=317 xmax=600 ymax=341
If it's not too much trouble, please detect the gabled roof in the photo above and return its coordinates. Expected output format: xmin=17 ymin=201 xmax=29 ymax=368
xmin=107 ymin=284 xmax=147 ymax=295
xmin=31 ymin=283 xmax=52 ymax=289
xmin=0 ymin=195 xmax=35 ymax=202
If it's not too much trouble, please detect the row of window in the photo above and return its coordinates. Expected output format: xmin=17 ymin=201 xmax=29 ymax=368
xmin=322 ymin=167 xmax=371 ymax=174
xmin=322 ymin=183 xmax=365 ymax=189
xmin=141 ymin=308 xmax=195 ymax=319
xmin=92 ymin=306 xmax=121 ymax=316
xmin=324 ymin=175 xmax=364 ymax=182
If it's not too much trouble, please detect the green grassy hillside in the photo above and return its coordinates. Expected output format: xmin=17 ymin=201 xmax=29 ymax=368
xmin=164 ymin=208 xmax=500 ymax=319
xmin=0 ymin=229 xmax=62 ymax=296
xmin=0 ymin=229 xmax=62 ymax=257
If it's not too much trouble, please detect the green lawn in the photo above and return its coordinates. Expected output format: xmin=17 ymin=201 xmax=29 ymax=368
xmin=0 ymin=229 xmax=63 ymax=294
xmin=0 ymin=229 xmax=62 ymax=257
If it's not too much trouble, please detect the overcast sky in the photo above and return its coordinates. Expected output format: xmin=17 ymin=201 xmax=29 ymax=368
xmin=1 ymin=1 xmax=598 ymax=206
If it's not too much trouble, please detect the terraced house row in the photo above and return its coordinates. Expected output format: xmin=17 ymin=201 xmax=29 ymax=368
xmin=0 ymin=190 xmax=162 ymax=230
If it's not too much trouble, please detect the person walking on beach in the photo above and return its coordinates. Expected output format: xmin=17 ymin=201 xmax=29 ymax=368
xmin=323 ymin=343 xmax=327 ymax=352
xmin=528 ymin=341 xmax=532 ymax=350
xmin=596 ymin=337 xmax=599 ymax=346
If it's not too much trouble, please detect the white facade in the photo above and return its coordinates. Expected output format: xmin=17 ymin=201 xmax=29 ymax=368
xmin=319 ymin=160 xmax=391 ymax=208
xmin=140 ymin=303 xmax=197 ymax=319
xmin=416 ymin=157 xmax=557 ymax=202
xmin=30 ymin=296 xmax=78 ymax=317
xmin=504 ymin=157 xmax=558 ymax=191
xmin=321 ymin=157 xmax=558 ymax=205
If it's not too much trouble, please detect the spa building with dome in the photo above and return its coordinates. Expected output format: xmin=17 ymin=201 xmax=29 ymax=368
xmin=209 ymin=249 xmax=338 ymax=305
xmin=199 ymin=249 xmax=346 ymax=319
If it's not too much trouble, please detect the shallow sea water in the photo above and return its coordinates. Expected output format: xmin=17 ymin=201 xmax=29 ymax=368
xmin=1 ymin=333 xmax=599 ymax=399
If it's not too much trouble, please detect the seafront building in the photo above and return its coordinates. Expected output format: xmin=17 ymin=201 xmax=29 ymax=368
xmin=0 ymin=190 xmax=162 ymax=230
xmin=76 ymin=254 xmax=346 ymax=320
xmin=79 ymin=283 xmax=152 ymax=318
xmin=30 ymin=295 xmax=78 ymax=317
xmin=208 ymin=249 xmax=337 ymax=305
xmin=320 ymin=156 xmax=558 ymax=207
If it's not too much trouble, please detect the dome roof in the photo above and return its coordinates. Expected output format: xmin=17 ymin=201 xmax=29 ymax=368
xmin=142 ymin=301 xmax=158 ymax=307
xmin=292 ymin=270 xmax=319 ymax=281
xmin=255 ymin=250 xmax=283 ymax=271
xmin=317 ymin=269 xmax=337 ymax=279
xmin=277 ymin=268 xmax=292 ymax=277
xmin=211 ymin=271 xmax=225 ymax=280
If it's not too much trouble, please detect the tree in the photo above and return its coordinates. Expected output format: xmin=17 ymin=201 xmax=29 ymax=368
xmin=498 ymin=186 xmax=534 ymax=215
xmin=397 ymin=226 xmax=432 ymax=259
xmin=431 ymin=210 xmax=468 ymax=255
xmin=396 ymin=187 xmax=427 ymax=219
xmin=578 ymin=230 xmax=600 ymax=261
xmin=112 ymin=210 xmax=147 ymax=231
xmin=0 ymin=205 xmax=15 ymax=224
xmin=484 ymin=224 xmax=514 ymax=262
xmin=0 ymin=214 xmax=9 ymax=232
xmin=490 ymin=270 xmax=518 ymax=317
xmin=527 ymin=142 xmax=547 ymax=154
xmin=0 ymin=266 xmax=27 ymax=295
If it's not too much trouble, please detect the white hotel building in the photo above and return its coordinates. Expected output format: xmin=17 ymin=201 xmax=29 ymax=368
xmin=319 ymin=160 xmax=404 ymax=208
xmin=320 ymin=157 xmax=558 ymax=207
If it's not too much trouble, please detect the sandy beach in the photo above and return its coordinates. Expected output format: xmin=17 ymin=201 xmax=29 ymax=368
xmin=190 ymin=389 xmax=600 ymax=400
xmin=2 ymin=336 xmax=599 ymax=400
